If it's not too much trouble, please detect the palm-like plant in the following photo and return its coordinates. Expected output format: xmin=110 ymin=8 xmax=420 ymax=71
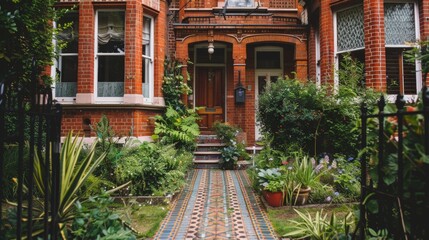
xmin=9 ymin=132 xmax=108 ymax=239
xmin=284 ymin=209 xmax=354 ymax=240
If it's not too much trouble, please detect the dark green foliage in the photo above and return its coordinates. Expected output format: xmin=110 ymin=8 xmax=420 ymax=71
xmin=72 ymin=193 xmax=136 ymax=240
xmin=257 ymin=78 xmax=325 ymax=154
xmin=116 ymin=142 xmax=193 ymax=196
xmin=0 ymin=0 xmax=60 ymax=86
xmin=162 ymin=58 xmax=192 ymax=111
xmin=153 ymin=106 xmax=200 ymax=152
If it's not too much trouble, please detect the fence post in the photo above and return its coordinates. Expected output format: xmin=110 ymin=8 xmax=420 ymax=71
xmin=395 ymin=94 xmax=406 ymax=238
xmin=359 ymin=101 xmax=368 ymax=239
xmin=377 ymin=96 xmax=386 ymax=229
xmin=51 ymin=103 xmax=62 ymax=240
xmin=0 ymin=81 xmax=5 ymax=236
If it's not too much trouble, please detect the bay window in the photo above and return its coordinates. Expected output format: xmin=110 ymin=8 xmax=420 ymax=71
xmin=96 ymin=11 xmax=125 ymax=98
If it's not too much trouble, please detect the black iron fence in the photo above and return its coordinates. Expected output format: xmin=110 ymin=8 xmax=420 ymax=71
xmin=0 ymin=77 xmax=62 ymax=239
xmin=359 ymin=87 xmax=429 ymax=239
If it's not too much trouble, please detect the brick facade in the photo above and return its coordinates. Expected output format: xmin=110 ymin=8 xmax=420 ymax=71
xmin=305 ymin=0 xmax=429 ymax=92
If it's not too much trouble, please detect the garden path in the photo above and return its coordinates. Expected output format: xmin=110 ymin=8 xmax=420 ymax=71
xmin=154 ymin=169 xmax=277 ymax=240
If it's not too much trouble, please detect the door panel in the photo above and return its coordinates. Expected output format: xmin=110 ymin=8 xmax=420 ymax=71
xmin=195 ymin=67 xmax=224 ymax=131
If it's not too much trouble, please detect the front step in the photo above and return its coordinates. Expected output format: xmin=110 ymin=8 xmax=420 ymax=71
xmin=193 ymin=135 xmax=223 ymax=166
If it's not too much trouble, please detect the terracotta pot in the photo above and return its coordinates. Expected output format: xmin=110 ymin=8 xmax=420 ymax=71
xmin=263 ymin=190 xmax=283 ymax=207
xmin=293 ymin=187 xmax=311 ymax=205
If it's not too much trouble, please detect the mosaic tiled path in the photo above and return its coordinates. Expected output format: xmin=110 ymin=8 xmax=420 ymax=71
xmin=155 ymin=169 xmax=277 ymax=240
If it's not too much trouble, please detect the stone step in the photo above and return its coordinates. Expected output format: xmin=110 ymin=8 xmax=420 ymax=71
xmin=197 ymin=143 xmax=226 ymax=147
xmin=193 ymin=151 xmax=221 ymax=155
xmin=193 ymin=159 xmax=220 ymax=164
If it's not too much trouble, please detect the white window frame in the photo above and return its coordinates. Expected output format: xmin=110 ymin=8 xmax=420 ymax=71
xmin=333 ymin=4 xmax=365 ymax=92
xmin=385 ymin=1 xmax=421 ymax=100
xmin=52 ymin=15 xmax=79 ymax=103
xmin=94 ymin=9 xmax=125 ymax=103
xmin=142 ymin=15 xmax=154 ymax=103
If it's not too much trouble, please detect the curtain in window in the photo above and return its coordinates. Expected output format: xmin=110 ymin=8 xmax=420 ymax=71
xmin=98 ymin=12 xmax=125 ymax=45
xmin=385 ymin=3 xmax=415 ymax=45
xmin=336 ymin=5 xmax=364 ymax=52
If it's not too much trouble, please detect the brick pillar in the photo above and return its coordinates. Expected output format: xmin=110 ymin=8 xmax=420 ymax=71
xmin=364 ymin=0 xmax=386 ymax=91
xmin=124 ymin=0 xmax=143 ymax=103
xmin=420 ymin=0 xmax=429 ymax=85
xmin=179 ymin=0 xmax=186 ymax=23
xmin=319 ymin=0 xmax=334 ymax=85
xmin=154 ymin=0 xmax=167 ymax=101
xmin=295 ymin=41 xmax=308 ymax=80
xmin=76 ymin=0 xmax=95 ymax=103
xmin=233 ymin=43 xmax=253 ymax=144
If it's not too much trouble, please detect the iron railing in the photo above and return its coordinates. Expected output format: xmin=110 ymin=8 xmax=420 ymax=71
xmin=0 ymin=74 xmax=62 ymax=239
xmin=359 ymin=87 xmax=429 ymax=239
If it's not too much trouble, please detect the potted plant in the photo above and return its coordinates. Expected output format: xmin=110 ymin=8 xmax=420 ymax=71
xmin=293 ymin=156 xmax=319 ymax=205
xmin=258 ymin=168 xmax=285 ymax=207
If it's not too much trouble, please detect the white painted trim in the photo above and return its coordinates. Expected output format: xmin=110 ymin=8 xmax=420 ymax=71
xmin=143 ymin=15 xmax=154 ymax=103
xmin=254 ymin=46 xmax=284 ymax=140
xmin=315 ymin=28 xmax=321 ymax=87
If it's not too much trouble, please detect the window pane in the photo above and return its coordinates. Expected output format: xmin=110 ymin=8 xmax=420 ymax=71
xmin=142 ymin=58 xmax=150 ymax=98
xmin=229 ymin=0 xmax=254 ymax=7
xmin=98 ymin=11 xmax=125 ymax=53
xmin=97 ymin=56 xmax=124 ymax=97
xmin=386 ymin=48 xmax=416 ymax=95
xmin=58 ymin=12 xmax=79 ymax=53
xmin=385 ymin=3 xmax=415 ymax=45
xmin=56 ymin=55 xmax=77 ymax=97
xmin=256 ymin=51 xmax=281 ymax=69
xmin=336 ymin=6 xmax=364 ymax=52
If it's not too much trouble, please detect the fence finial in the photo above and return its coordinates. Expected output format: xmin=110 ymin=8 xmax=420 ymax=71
xmin=378 ymin=95 xmax=386 ymax=112
xmin=395 ymin=94 xmax=405 ymax=110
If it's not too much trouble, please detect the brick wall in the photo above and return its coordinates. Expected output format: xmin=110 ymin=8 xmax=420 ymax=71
xmin=363 ymin=0 xmax=386 ymax=91
xmin=77 ymin=0 xmax=95 ymax=94
xmin=319 ymin=0 xmax=334 ymax=84
xmin=61 ymin=108 xmax=160 ymax=137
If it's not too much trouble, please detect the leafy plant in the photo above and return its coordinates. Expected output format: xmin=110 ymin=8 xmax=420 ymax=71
xmin=294 ymin=155 xmax=319 ymax=189
xmin=90 ymin=115 xmax=126 ymax=183
xmin=284 ymin=209 xmax=354 ymax=240
xmin=257 ymin=168 xmax=284 ymax=192
xmin=213 ymin=122 xmax=249 ymax=170
xmin=71 ymin=193 xmax=136 ymax=239
xmin=162 ymin=58 xmax=192 ymax=110
xmin=152 ymin=106 xmax=200 ymax=152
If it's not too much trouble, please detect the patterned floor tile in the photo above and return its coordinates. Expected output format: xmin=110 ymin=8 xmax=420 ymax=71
xmin=154 ymin=169 xmax=278 ymax=240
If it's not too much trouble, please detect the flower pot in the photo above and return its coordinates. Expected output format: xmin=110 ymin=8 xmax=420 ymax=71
xmin=263 ymin=190 xmax=283 ymax=207
xmin=293 ymin=187 xmax=311 ymax=205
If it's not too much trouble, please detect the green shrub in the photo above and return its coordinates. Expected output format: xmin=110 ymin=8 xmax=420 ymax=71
xmin=162 ymin=58 xmax=192 ymax=110
xmin=116 ymin=142 xmax=192 ymax=196
xmin=213 ymin=122 xmax=249 ymax=170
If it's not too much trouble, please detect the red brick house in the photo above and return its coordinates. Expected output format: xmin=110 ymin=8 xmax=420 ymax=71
xmin=54 ymin=0 xmax=428 ymax=145
xmin=302 ymin=0 xmax=429 ymax=100
xmin=54 ymin=0 xmax=307 ymax=145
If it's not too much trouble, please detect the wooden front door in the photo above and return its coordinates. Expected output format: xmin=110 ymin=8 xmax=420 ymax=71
xmin=195 ymin=67 xmax=224 ymax=132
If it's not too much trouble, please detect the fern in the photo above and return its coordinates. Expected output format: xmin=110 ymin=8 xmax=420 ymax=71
xmin=153 ymin=106 xmax=200 ymax=151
